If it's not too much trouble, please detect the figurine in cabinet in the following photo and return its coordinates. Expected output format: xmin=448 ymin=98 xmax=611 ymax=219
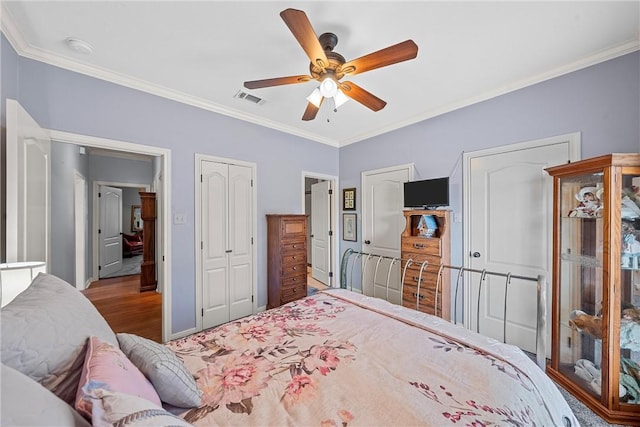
xmin=569 ymin=186 xmax=602 ymax=218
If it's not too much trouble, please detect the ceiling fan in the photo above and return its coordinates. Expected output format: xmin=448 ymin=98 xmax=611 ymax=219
xmin=243 ymin=8 xmax=419 ymax=121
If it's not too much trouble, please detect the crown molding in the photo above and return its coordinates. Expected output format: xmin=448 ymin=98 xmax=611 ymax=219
xmin=3 ymin=2 xmax=637 ymax=149
xmin=338 ymin=39 xmax=640 ymax=148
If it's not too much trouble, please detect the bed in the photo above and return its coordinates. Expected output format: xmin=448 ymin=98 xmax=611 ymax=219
xmin=1 ymin=271 xmax=579 ymax=426
xmin=168 ymin=288 xmax=576 ymax=426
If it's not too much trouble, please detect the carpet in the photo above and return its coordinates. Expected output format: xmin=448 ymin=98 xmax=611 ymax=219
xmin=101 ymin=255 xmax=142 ymax=279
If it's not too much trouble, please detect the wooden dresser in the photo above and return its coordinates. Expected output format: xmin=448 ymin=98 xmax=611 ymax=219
xmin=266 ymin=214 xmax=307 ymax=309
xmin=401 ymin=209 xmax=451 ymax=320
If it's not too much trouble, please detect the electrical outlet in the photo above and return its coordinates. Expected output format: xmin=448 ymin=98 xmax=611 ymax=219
xmin=173 ymin=213 xmax=187 ymax=224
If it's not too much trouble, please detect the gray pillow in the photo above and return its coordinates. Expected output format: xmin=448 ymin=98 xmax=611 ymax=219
xmin=1 ymin=273 xmax=118 ymax=405
xmin=117 ymin=333 xmax=202 ymax=408
xmin=1 ymin=363 xmax=91 ymax=427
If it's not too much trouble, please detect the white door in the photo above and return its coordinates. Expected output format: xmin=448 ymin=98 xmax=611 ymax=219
xmin=311 ymin=180 xmax=331 ymax=285
xmin=6 ymin=99 xmax=51 ymax=266
xmin=361 ymin=164 xmax=413 ymax=304
xmin=228 ymin=164 xmax=253 ymax=320
xmin=201 ymin=160 xmax=253 ymax=329
xmin=466 ymin=135 xmax=578 ymax=354
xmin=98 ymin=185 xmax=123 ymax=278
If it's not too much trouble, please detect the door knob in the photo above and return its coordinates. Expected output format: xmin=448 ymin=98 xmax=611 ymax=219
xmin=364 ymin=240 xmax=371 ymax=245
xmin=310 ymin=234 xmax=314 ymax=238
xmin=472 ymin=251 xmax=481 ymax=258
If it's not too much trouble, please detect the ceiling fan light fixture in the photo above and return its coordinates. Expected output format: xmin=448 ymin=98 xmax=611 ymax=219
xmin=319 ymin=75 xmax=338 ymax=98
xmin=306 ymin=87 xmax=323 ymax=108
xmin=333 ymin=89 xmax=349 ymax=109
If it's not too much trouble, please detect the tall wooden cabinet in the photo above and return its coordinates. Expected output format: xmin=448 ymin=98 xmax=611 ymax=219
xmin=139 ymin=192 xmax=156 ymax=292
xmin=546 ymin=154 xmax=640 ymax=425
xmin=267 ymin=215 xmax=308 ymax=309
xmin=401 ymin=209 xmax=451 ymax=320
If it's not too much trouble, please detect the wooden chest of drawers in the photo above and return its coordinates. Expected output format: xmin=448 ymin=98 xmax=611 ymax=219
xmin=401 ymin=210 xmax=451 ymax=320
xmin=266 ymin=214 xmax=307 ymax=309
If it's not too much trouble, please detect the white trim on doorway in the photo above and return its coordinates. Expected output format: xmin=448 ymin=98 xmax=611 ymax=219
xmin=45 ymin=129 xmax=172 ymax=343
xmin=301 ymin=171 xmax=339 ymax=288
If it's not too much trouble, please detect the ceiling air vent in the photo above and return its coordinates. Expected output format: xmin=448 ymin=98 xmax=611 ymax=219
xmin=234 ymin=90 xmax=265 ymax=105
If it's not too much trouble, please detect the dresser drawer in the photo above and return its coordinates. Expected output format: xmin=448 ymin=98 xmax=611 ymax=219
xmin=401 ymin=237 xmax=441 ymax=256
xmin=281 ymin=272 xmax=306 ymax=288
xmin=403 ymin=265 xmax=440 ymax=289
xmin=281 ymin=239 xmax=306 ymax=253
xmin=402 ymin=284 xmax=439 ymax=316
xmin=280 ymin=217 xmax=306 ymax=238
xmin=401 ymin=252 xmax=441 ymax=270
xmin=282 ymin=252 xmax=305 ymax=265
xmin=280 ymin=284 xmax=307 ymax=304
xmin=281 ymin=260 xmax=306 ymax=277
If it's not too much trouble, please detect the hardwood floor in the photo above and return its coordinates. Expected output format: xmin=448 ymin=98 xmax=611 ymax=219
xmin=81 ymin=269 xmax=327 ymax=345
xmin=82 ymin=274 xmax=162 ymax=343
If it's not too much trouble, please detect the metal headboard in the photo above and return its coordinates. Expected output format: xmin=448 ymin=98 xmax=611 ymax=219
xmin=339 ymin=248 xmax=547 ymax=369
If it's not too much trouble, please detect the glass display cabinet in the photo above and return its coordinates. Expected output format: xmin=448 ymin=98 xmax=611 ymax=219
xmin=546 ymin=153 xmax=640 ymax=425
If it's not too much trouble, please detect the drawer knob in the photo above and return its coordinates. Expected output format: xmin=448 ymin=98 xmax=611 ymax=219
xmin=413 ymin=243 xmax=425 ymax=249
xmin=292 ymin=244 xmax=297 ymax=248
xmin=412 ymin=292 xmax=425 ymax=300
xmin=413 ymin=276 xmax=421 ymax=281
xmin=292 ymin=256 xmax=296 ymax=259
xmin=292 ymin=278 xmax=297 ymax=282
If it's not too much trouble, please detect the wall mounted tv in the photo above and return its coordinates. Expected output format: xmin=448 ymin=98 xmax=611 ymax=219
xmin=403 ymin=177 xmax=450 ymax=209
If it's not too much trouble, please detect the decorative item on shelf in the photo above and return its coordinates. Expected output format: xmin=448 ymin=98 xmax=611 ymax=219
xmin=343 ymin=188 xmax=356 ymax=211
xmin=416 ymin=214 xmax=438 ymax=237
xmin=343 ymin=213 xmax=357 ymax=242
xmin=622 ymin=222 xmax=640 ymax=269
xmin=569 ymin=186 xmax=603 ymax=218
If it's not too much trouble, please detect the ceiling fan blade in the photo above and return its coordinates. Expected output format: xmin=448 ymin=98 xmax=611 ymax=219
xmin=340 ymin=81 xmax=386 ymax=112
xmin=280 ymin=8 xmax=329 ymax=70
xmin=244 ymin=75 xmax=311 ymax=89
xmin=341 ymin=40 xmax=418 ymax=76
xmin=302 ymin=99 xmax=323 ymax=121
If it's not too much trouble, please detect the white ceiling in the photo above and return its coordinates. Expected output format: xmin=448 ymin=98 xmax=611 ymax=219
xmin=2 ymin=1 xmax=639 ymax=147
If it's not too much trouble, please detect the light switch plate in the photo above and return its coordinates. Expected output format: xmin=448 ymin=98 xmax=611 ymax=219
xmin=173 ymin=213 xmax=186 ymax=224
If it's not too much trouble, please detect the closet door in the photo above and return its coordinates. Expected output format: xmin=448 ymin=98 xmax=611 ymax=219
xmin=227 ymin=164 xmax=253 ymax=320
xmin=201 ymin=160 xmax=253 ymax=329
xmin=202 ymin=161 xmax=230 ymax=328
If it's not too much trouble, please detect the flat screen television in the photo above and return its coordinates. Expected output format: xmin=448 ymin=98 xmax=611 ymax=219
xmin=403 ymin=177 xmax=449 ymax=208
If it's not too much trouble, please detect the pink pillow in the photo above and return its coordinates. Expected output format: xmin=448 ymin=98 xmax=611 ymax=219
xmin=75 ymin=336 xmax=161 ymax=420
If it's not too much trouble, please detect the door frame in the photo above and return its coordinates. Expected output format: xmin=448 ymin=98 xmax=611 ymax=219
xmin=93 ymin=181 xmax=150 ymax=280
xmin=301 ymin=171 xmax=338 ymax=288
xmin=195 ymin=153 xmax=258 ymax=331
xmin=461 ymin=133 xmax=581 ymax=330
xmin=47 ymin=129 xmax=172 ymax=342
xmin=73 ymin=170 xmax=87 ymax=289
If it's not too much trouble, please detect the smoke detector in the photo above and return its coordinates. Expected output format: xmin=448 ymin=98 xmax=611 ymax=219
xmin=66 ymin=37 xmax=93 ymax=55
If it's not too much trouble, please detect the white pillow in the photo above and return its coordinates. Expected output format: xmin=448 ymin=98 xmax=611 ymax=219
xmin=117 ymin=333 xmax=202 ymax=408
xmin=1 ymin=273 xmax=118 ymax=404
xmin=1 ymin=363 xmax=91 ymax=427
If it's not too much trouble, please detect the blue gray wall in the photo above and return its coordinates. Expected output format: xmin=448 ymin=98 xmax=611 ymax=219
xmin=0 ymin=34 xmax=339 ymax=335
xmin=339 ymin=51 xmax=640 ymax=271
xmin=2 ymin=30 xmax=638 ymax=336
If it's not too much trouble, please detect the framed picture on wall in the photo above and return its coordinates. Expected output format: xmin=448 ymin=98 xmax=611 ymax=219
xmin=343 ymin=188 xmax=356 ymax=211
xmin=343 ymin=213 xmax=357 ymax=241
xmin=131 ymin=205 xmax=143 ymax=232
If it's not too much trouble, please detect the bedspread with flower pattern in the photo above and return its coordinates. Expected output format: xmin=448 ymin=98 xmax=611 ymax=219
xmin=167 ymin=289 xmax=578 ymax=427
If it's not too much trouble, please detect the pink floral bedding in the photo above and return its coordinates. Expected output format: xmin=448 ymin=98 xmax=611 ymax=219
xmin=167 ymin=289 xmax=578 ymax=426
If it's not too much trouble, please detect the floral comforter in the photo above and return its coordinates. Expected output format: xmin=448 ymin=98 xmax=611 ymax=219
xmin=167 ymin=289 xmax=579 ymax=426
